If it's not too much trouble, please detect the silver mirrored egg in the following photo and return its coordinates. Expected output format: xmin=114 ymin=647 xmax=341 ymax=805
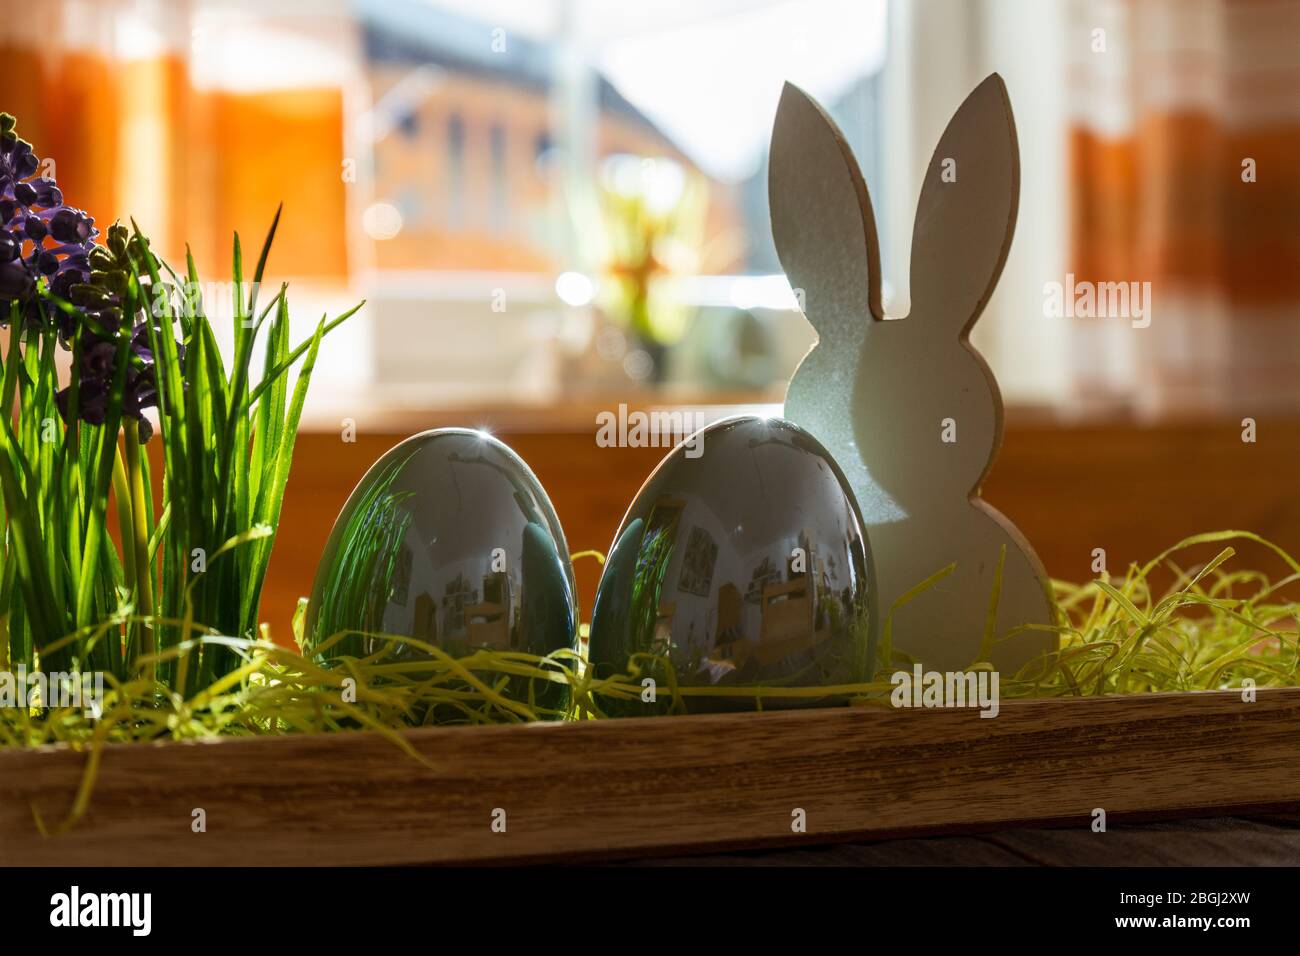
xmin=306 ymin=429 xmax=577 ymax=716
xmin=589 ymin=415 xmax=876 ymax=715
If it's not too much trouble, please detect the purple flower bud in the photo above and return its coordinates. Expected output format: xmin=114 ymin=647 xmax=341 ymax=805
xmin=76 ymin=377 xmax=109 ymax=424
xmin=82 ymin=338 xmax=117 ymax=378
xmin=12 ymin=142 xmax=38 ymax=179
xmin=130 ymin=326 xmax=155 ymax=362
xmin=13 ymin=181 xmax=37 ymax=206
xmin=30 ymin=178 xmax=61 ymax=206
xmin=23 ymin=215 xmax=46 ymax=241
xmin=0 ymin=261 xmax=34 ymax=298
xmin=127 ymin=375 xmax=159 ymax=414
xmin=49 ymin=271 xmax=77 ymax=298
xmin=50 ymin=208 xmax=89 ymax=243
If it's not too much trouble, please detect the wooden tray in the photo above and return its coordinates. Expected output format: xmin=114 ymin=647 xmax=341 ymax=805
xmin=2 ymin=687 xmax=1298 ymax=866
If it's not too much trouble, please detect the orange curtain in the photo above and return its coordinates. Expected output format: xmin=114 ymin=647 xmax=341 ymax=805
xmin=1 ymin=3 xmax=121 ymax=237
xmin=1067 ymin=0 xmax=1300 ymax=411
xmin=0 ymin=0 xmax=352 ymax=281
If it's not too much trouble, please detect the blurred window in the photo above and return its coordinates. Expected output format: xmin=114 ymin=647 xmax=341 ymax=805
xmin=2 ymin=0 xmax=891 ymax=408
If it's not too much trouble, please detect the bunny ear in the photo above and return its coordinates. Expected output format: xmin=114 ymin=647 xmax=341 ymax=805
xmin=769 ymin=82 xmax=883 ymax=332
xmin=907 ymin=73 xmax=1019 ymax=334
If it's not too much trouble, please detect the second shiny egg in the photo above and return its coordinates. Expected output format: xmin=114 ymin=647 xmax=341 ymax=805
xmin=588 ymin=415 xmax=877 ymax=715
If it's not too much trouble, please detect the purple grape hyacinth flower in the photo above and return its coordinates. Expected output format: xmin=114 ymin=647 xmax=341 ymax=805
xmin=0 ymin=112 xmax=99 ymax=334
xmin=3 ymin=114 xmax=179 ymax=442
xmin=52 ymin=223 xmax=183 ymax=444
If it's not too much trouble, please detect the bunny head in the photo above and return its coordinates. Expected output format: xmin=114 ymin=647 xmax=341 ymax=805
xmin=772 ymin=74 xmax=1019 ymax=508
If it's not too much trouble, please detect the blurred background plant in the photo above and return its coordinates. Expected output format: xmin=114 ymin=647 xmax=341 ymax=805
xmin=588 ymin=155 xmax=743 ymax=382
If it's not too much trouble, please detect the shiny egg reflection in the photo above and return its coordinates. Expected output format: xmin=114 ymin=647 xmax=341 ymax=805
xmin=306 ymin=428 xmax=577 ymax=716
xmin=589 ymin=416 xmax=876 ymax=715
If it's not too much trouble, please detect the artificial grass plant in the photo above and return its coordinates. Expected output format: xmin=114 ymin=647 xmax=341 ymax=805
xmin=8 ymin=530 xmax=1297 ymax=747
xmin=0 ymin=112 xmax=360 ymax=695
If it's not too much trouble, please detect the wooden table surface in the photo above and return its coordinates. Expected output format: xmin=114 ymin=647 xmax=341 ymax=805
xmin=622 ymin=813 xmax=1300 ymax=866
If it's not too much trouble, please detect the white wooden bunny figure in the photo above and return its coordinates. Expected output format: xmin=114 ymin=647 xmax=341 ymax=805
xmin=771 ymin=73 xmax=1056 ymax=674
